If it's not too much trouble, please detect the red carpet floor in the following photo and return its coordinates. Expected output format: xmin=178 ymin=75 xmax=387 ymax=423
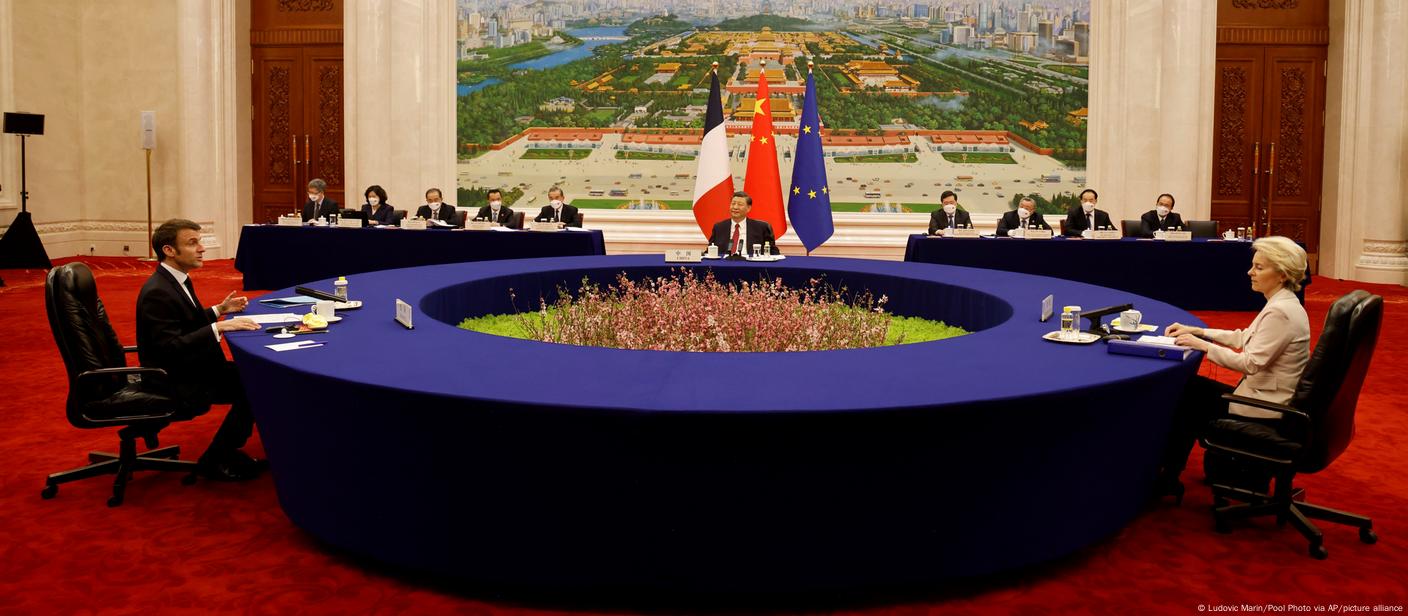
xmin=2 ymin=258 xmax=1406 ymax=614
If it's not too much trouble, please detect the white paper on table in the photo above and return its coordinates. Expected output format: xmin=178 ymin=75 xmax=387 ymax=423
xmin=244 ymin=313 xmax=306 ymax=325
xmin=1136 ymin=335 xmax=1178 ymax=346
xmin=489 ymin=226 xmax=518 ymax=232
xmin=265 ymin=340 xmax=325 ymax=352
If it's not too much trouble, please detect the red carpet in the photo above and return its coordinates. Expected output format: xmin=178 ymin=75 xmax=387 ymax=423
xmin=2 ymin=258 xmax=1406 ymax=614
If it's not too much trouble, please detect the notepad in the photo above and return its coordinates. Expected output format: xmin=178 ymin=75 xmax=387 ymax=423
xmin=243 ymin=313 xmax=306 ymax=325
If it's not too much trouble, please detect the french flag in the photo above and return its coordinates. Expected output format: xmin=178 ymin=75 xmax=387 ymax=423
xmin=691 ymin=64 xmax=733 ymax=238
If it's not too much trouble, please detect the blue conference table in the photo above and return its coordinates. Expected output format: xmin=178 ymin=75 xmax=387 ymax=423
xmin=226 ymin=255 xmax=1204 ymax=594
xmin=903 ymin=234 xmax=1302 ymax=311
xmin=233 ymin=224 xmax=606 ymax=290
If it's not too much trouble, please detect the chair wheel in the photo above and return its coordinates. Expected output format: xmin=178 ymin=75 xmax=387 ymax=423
xmin=181 ymin=473 xmax=198 ymax=486
xmin=41 ymin=484 xmax=57 ymax=499
xmin=1360 ymin=528 xmax=1378 ymax=545
xmin=107 ymin=495 xmax=124 ymax=507
xmin=1309 ymin=543 xmax=1328 ymax=560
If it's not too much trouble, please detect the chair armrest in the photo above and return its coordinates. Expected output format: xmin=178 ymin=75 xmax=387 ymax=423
xmin=74 ymin=366 xmax=178 ymax=424
xmin=1221 ymin=393 xmax=1311 ymax=433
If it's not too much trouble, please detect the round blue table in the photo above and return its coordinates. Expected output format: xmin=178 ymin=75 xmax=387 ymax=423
xmin=226 ymin=255 xmax=1204 ymax=594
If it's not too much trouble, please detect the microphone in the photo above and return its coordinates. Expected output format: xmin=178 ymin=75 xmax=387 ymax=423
xmin=1078 ymin=303 xmax=1133 ymax=335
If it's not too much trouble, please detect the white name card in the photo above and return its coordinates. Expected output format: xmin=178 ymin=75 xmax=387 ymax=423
xmin=1092 ymin=229 xmax=1121 ymax=240
xmin=949 ymin=227 xmax=980 ymax=238
xmin=337 ymin=217 xmax=362 ymax=229
xmin=465 ymin=220 xmax=494 ymax=231
xmin=529 ymin=221 xmax=561 ymax=232
xmin=395 ymin=298 xmax=414 ymax=330
xmin=277 ymin=216 xmax=302 ymax=227
xmin=1024 ymin=228 xmax=1054 ymax=239
xmin=1165 ymin=230 xmax=1193 ymax=242
xmin=401 ymin=218 xmax=428 ymax=230
xmin=665 ymin=249 xmax=703 ymax=263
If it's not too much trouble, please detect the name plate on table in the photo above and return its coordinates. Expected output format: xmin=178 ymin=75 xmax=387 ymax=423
xmin=277 ymin=216 xmax=302 ymax=227
xmin=337 ymin=217 xmax=363 ymax=229
xmin=1092 ymin=229 xmax=1121 ymax=240
xmin=949 ymin=227 xmax=980 ymax=238
xmin=529 ymin=221 xmax=561 ymax=232
xmin=1024 ymin=228 xmax=1053 ymax=239
xmin=1165 ymin=230 xmax=1193 ymax=242
xmin=394 ymin=298 xmax=414 ymax=329
xmin=665 ymin=249 xmax=702 ymax=263
xmin=465 ymin=220 xmax=493 ymax=231
xmin=401 ymin=218 xmax=428 ymax=230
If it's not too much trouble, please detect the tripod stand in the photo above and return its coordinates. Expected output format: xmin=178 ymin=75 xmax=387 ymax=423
xmin=0 ymin=131 xmax=53 ymax=273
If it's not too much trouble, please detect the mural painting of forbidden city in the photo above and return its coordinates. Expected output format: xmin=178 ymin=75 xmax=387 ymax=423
xmin=456 ymin=1 xmax=1091 ymax=217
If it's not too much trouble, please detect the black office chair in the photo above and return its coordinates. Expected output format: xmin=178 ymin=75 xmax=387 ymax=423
xmin=511 ymin=211 xmax=526 ymax=230
xmin=576 ymin=211 xmax=585 ymax=227
xmin=392 ymin=209 xmax=407 ymax=226
xmin=1188 ymin=220 xmax=1218 ymax=238
xmin=1120 ymin=219 xmax=1143 ymax=238
xmin=1199 ymin=290 xmax=1382 ymax=559
xmin=43 ymin=263 xmax=201 ymax=507
xmin=339 ymin=208 xmax=367 ymax=227
xmin=452 ymin=210 xmax=468 ymax=228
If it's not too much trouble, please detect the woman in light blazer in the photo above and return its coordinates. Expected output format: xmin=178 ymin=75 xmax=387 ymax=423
xmin=1157 ymin=236 xmax=1310 ymax=501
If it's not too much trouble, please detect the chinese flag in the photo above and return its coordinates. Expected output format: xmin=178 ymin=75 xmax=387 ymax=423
xmin=743 ymin=65 xmax=787 ymax=239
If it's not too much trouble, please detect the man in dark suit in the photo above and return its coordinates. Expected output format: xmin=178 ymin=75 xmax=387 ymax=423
xmin=927 ymin=190 xmax=973 ymax=235
xmin=1063 ymin=188 xmax=1115 ymax=237
xmin=708 ymin=191 xmax=781 ymax=256
xmin=415 ymin=187 xmax=458 ymax=226
xmin=996 ymin=196 xmax=1052 ymax=236
xmin=1138 ymin=193 xmax=1185 ymax=238
xmin=534 ymin=186 xmax=581 ymax=228
xmin=473 ymin=188 xmax=519 ymax=228
xmin=136 ymin=219 xmax=265 ymax=481
xmin=301 ymin=178 xmax=340 ymax=223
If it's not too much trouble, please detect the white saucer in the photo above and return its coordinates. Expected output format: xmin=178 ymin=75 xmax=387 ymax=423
xmin=323 ymin=315 xmax=342 ymax=323
xmin=272 ymin=332 xmax=296 ymax=339
xmin=1112 ymin=325 xmax=1145 ymax=334
xmin=333 ymin=300 xmax=362 ymax=310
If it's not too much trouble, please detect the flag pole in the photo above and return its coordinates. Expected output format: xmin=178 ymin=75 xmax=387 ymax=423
xmin=806 ymin=59 xmax=813 ymax=257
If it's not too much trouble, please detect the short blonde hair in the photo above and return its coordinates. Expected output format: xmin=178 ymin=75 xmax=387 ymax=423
xmin=1253 ymin=236 xmax=1308 ymax=292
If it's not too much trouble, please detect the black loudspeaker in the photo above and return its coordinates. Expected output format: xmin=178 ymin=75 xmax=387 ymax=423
xmin=3 ymin=112 xmax=44 ymax=135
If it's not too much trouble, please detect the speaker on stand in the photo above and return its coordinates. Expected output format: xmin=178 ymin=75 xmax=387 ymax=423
xmin=0 ymin=112 xmax=52 ymax=276
xmin=140 ymin=111 xmax=157 ymax=261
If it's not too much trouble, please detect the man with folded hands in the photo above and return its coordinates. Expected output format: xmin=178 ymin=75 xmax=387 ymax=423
xmin=708 ymin=191 xmax=781 ymax=256
xmin=534 ymin=186 xmax=581 ymax=228
xmin=473 ymin=188 xmax=520 ymax=228
xmin=996 ymin=196 xmax=1052 ymax=236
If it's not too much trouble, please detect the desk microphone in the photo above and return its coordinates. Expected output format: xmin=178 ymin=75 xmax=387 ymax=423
xmin=1078 ymin=303 xmax=1133 ymax=336
xmin=295 ymin=286 xmax=343 ymax=303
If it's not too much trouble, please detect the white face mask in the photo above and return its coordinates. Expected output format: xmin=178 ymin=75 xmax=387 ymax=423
xmin=490 ymin=200 xmax=502 ymax=209
xmin=549 ymin=199 xmax=563 ymax=208
xmin=308 ymin=193 xmax=320 ymax=202
xmin=1156 ymin=205 xmax=1170 ymax=217
xmin=1017 ymin=207 xmax=1031 ymax=219
xmin=1081 ymin=201 xmax=1095 ymax=214
xmin=368 ymin=197 xmax=380 ymax=206
xmin=943 ymin=204 xmax=956 ymax=215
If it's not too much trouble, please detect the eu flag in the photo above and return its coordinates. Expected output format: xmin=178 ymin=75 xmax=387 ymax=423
xmin=787 ymin=65 xmax=833 ymax=253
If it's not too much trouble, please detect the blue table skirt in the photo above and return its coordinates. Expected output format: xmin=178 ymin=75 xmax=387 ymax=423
xmin=232 ymin=224 xmax=606 ymax=290
xmin=903 ymin=234 xmax=1303 ymax=311
xmin=226 ymin=255 xmax=1204 ymax=594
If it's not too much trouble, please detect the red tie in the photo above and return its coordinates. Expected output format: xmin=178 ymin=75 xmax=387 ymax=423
xmin=730 ymin=222 xmax=740 ymax=254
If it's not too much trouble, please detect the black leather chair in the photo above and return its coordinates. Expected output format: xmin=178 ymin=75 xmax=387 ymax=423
xmin=1120 ymin=219 xmax=1143 ymax=238
xmin=510 ymin=211 xmax=526 ymax=230
xmin=43 ymin=263 xmax=201 ymax=507
xmin=1199 ymin=290 xmax=1382 ymax=559
xmin=452 ymin=209 xmax=468 ymax=228
xmin=392 ymin=209 xmax=408 ymax=226
xmin=1189 ymin=220 xmax=1218 ymax=238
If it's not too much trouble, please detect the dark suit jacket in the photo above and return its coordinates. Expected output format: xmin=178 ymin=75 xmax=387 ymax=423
xmin=473 ymin=206 xmax=519 ymax=228
xmin=135 ymin=266 xmax=224 ymax=383
xmin=928 ymin=209 xmax=974 ymax=235
xmin=1138 ymin=210 xmax=1185 ymax=237
xmin=534 ymin=203 xmax=581 ymax=227
xmin=416 ymin=203 xmax=458 ymax=225
xmin=362 ymin=202 xmax=396 ymax=225
xmin=995 ymin=210 xmax=1052 ymax=236
xmin=302 ymin=197 xmax=340 ymax=223
xmin=1062 ymin=206 xmax=1114 ymax=236
xmin=709 ymin=218 xmax=780 ymax=255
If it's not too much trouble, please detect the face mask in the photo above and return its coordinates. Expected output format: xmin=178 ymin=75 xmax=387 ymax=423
xmin=1082 ymin=202 xmax=1095 ymax=214
xmin=490 ymin=200 xmax=502 ymax=208
xmin=943 ymin=204 xmax=956 ymax=215
xmin=308 ymin=193 xmax=320 ymax=202
xmin=368 ymin=197 xmax=380 ymax=206
xmin=1017 ymin=207 xmax=1031 ymax=219
xmin=1156 ymin=205 xmax=1170 ymax=217
xmin=550 ymin=199 xmax=563 ymax=208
